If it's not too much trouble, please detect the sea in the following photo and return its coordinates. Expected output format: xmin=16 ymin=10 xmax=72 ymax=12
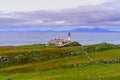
xmin=0 ymin=32 xmax=120 ymax=46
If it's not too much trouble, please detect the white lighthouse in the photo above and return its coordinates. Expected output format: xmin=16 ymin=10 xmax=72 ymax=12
xmin=67 ymin=32 xmax=71 ymax=42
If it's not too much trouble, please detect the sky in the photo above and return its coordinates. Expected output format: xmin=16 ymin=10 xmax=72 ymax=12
xmin=0 ymin=0 xmax=120 ymax=31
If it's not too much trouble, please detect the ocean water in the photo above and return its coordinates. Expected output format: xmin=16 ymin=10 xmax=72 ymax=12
xmin=0 ymin=32 xmax=120 ymax=46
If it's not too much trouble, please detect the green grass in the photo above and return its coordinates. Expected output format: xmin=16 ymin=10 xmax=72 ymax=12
xmin=0 ymin=43 xmax=120 ymax=80
xmin=0 ymin=53 xmax=90 ymax=73
xmin=0 ymin=48 xmax=120 ymax=74
xmin=0 ymin=63 xmax=120 ymax=80
xmin=0 ymin=44 xmax=56 ymax=55
xmin=90 ymin=49 xmax=120 ymax=60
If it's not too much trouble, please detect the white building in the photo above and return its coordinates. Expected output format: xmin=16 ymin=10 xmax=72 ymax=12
xmin=48 ymin=33 xmax=72 ymax=46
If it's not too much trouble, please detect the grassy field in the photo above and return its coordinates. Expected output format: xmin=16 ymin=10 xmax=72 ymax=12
xmin=0 ymin=63 xmax=120 ymax=80
xmin=0 ymin=43 xmax=120 ymax=80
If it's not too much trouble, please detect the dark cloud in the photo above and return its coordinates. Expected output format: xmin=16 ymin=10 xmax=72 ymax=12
xmin=0 ymin=0 xmax=120 ymax=31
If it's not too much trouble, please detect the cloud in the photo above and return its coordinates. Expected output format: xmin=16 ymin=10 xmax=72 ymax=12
xmin=0 ymin=0 xmax=120 ymax=31
xmin=0 ymin=0 xmax=108 ymax=12
xmin=54 ymin=21 xmax=66 ymax=24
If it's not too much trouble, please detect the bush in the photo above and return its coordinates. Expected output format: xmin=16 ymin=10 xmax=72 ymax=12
xmin=61 ymin=41 xmax=82 ymax=47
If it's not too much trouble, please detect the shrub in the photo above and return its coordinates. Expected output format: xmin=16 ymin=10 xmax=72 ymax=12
xmin=61 ymin=41 xmax=82 ymax=47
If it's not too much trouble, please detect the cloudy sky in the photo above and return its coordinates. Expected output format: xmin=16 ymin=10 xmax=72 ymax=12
xmin=0 ymin=0 xmax=119 ymax=31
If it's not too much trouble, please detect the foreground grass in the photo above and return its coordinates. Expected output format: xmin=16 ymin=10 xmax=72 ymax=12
xmin=1 ymin=48 xmax=120 ymax=74
xmin=0 ymin=63 xmax=120 ymax=80
xmin=0 ymin=54 xmax=90 ymax=74
xmin=0 ymin=43 xmax=120 ymax=80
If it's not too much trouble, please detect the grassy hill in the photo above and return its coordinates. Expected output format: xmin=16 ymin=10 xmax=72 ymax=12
xmin=0 ymin=43 xmax=120 ymax=80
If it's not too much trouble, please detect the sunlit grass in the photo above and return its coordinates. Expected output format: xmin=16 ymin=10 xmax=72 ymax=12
xmin=0 ymin=43 xmax=120 ymax=80
xmin=90 ymin=49 xmax=120 ymax=60
xmin=0 ymin=63 xmax=120 ymax=80
xmin=0 ymin=54 xmax=90 ymax=73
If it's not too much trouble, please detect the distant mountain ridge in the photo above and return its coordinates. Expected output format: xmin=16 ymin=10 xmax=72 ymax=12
xmin=60 ymin=28 xmax=111 ymax=32
xmin=30 ymin=28 xmax=112 ymax=32
xmin=0 ymin=28 xmax=115 ymax=32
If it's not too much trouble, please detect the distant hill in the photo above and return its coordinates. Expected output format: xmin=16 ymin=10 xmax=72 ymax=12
xmin=30 ymin=28 xmax=112 ymax=32
xmin=0 ymin=28 xmax=114 ymax=32
xmin=61 ymin=28 xmax=111 ymax=32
